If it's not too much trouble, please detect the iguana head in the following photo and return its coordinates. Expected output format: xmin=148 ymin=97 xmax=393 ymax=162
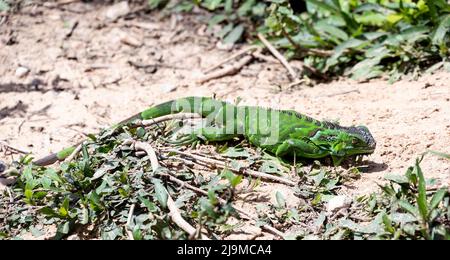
xmin=322 ymin=125 xmax=376 ymax=165
xmin=341 ymin=125 xmax=376 ymax=155
xmin=315 ymin=123 xmax=376 ymax=164
xmin=330 ymin=126 xmax=376 ymax=157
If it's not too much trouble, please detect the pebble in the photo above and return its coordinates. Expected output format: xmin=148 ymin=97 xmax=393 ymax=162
xmin=105 ymin=1 xmax=130 ymax=21
xmin=15 ymin=66 xmax=30 ymax=77
xmin=0 ymin=161 xmax=5 ymax=173
xmin=326 ymin=195 xmax=351 ymax=213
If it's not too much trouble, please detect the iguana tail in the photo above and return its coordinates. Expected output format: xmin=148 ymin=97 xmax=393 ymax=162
xmin=33 ymin=96 xmax=225 ymax=166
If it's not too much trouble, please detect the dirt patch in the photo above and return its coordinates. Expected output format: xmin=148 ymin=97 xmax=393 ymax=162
xmin=1 ymin=1 xmax=449 ymax=238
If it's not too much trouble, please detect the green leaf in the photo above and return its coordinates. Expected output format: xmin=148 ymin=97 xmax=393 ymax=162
xmin=425 ymin=0 xmax=438 ymax=24
xmin=223 ymin=24 xmax=244 ymax=44
xmin=132 ymin=226 xmax=143 ymax=240
xmin=384 ymin=174 xmax=410 ymax=185
xmin=22 ymin=164 xmax=33 ymax=182
xmin=30 ymin=226 xmax=44 ymax=238
xmin=350 ymin=60 xmax=383 ymax=80
xmin=152 ymin=179 xmax=168 ymax=208
xmin=305 ymin=0 xmax=338 ymax=14
xmin=222 ymin=169 xmax=243 ymax=188
xmin=0 ymin=0 xmax=9 ymax=11
xmin=218 ymin=23 xmax=233 ymax=38
xmin=237 ymin=0 xmax=255 ymax=16
xmin=326 ymin=38 xmax=366 ymax=68
xmin=432 ymin=15 xmax=450 ymax=46
xmin=428 ymin=150 xmax=450 ymax=160
xmin=275 ymin=191 xmax=286 ymax=208
xmin=382 ymin=213 xmax=395 ymax=234
xmin=398 ymin=200 xmax=419 ymax=217
xmin=40 ymin=207 xmax=59 ymax=217
xmin=222 ymin=147 xmax=250 ymax=158
xmin=57 ymin=221 xmax=70 ymax=235
xmin=59 ymin=197 xmax=70 ymax=218
xmin=203 ymin=0 xmax=222 ymax=10
xmin=339 ymin=219 xmax=379 ymax=234
xmin=24 ymin=189 xmax=33 ymax=203
xmin=89 ymin=191 xmax=103 ymax=211
xmin=258 ymin=160 xmax=283 ymax=174
xmin=429 ymin=188 xmax=447 ymax=211
xmin=44 ymin=168 xmax=63 ymax=184
xmin=139 ymin=196 xmax=158 ymax=212
xmin=208 ymin=14 xmax=226 ymax=28
xmin=390 ymin=213 xmax=417 ymax=224
xmin=314 ymin=22 xmax=349 ymax=42
xmin=80 ymin=208 xmax=89 ymax=225
xmin=415 ymin=160 xmax=429 ymax=222
xmin=311 ymin=169 xmax=326 ymax=186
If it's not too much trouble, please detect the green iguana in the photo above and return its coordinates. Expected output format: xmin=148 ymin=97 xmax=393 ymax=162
xmin=34 ymin=96 xmax=376 ymax=166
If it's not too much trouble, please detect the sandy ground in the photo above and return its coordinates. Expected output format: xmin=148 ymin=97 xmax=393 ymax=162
xmin=1 ymin=1 xmax=449 ymax=209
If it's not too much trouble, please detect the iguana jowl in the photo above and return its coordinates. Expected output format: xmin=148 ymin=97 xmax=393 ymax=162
xmin=34 ymin=97 xmax=376 ymax=166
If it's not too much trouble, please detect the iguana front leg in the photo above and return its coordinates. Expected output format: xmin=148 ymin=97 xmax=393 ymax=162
xmin=275 ymin=138 xmax=329 ymax=159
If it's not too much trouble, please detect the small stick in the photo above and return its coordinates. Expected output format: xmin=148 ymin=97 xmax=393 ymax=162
xmin=126 ymin=204 xmax=136 ymax=240
xmin=0 ymin=141 xmax=30 ymax=155
xmin=198 ymin=55 xmax=254 ymax=84
xmin=166 ymin=149 xmax=296 ymax=186
xmin=134 ymin=142 xmax=160 ymax=172
xmin=140 ymin=113 xmax=201 ymax=127
xmin=281 ymin=27 xmax=333 ymax=57
xmin=325 ymin=89 xmax=360 ymax=98
xmin=164 ymin=173 xmax=286 ymax=239
xmin=65 ymin=143 xmax=83 ymax=163
xmin=65 ymin=20 xmax=79 ymax=39
xmin=134 ymin=142 xmax=209 ymax=240
xmin=6 ymin=187 xmax=14 ymax=203
xmin=57 ymin=0 xmax=80 ymax=5
xmin=257 ymin=33 xmax=297 ymax=80
xmin=127 ymin=60 xmax=188 ymax=71
xmin=203 ymin=46 xmax=260 ymax=74
xmin=252 ymin=51 xmax=279 ymax=63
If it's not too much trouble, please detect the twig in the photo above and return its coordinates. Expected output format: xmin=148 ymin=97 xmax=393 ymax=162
xmin=57 ymin=0 xmax=80 ymax=5
xmin=134 ymin=142 xmax=209 ymax=240
xmin=203 ymin=46 xmax=260 ymax=74
xmin=65 ymin=20 xmax=79 ymax=39
xmin=281 ymin=27 xmax=333 ymax=57
xmin=134 ymin=142 xmax=160 ymax=172
xmin=139 ymin=113 xmax=201 ymax=127
xmin=163 ymin=173 xmax=286 ymax=239
xmin=0 ymin=141 xmax=30 ymax=155
xmin=6 ymin=187 xmax=14 ymax=203
xmin=252 ymin=51 xmax=279 ymax=63
xmin=127 ymin=60 xmax=188 ymax=71
xmin=165 ymin=149 xmax=296 ymax=186
xmin=283 ymin=79 xmax=306 ymax=90
xmin=126 ymin=204 xmax=136 ymax=240
xmin=198 ymin=55 xmax=254 ymax=84
xmin=65 ymin=143 xmax=83 ymax=163
xmin=126 ymin=21 xmax=162 ymax=31
xmin=257 ymin=33 xmax=297 ymax=80
xmin=324 ymin=89 xmax=360 ymax=98
xmin=84 ymin=64 xmax=110 ymax=72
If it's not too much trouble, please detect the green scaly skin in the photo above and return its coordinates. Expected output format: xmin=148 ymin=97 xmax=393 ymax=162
xmin=33 ymin=97 xmax=376 ymax=166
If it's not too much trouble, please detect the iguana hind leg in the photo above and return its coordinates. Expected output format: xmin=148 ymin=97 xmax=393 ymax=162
xmin=171 ymin=126 xmax=239 ymax=146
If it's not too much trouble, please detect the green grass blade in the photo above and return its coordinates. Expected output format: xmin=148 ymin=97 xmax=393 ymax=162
xmin=427 ymin=150 xmax=450 ymax=160
xmin=432 ymin=14 xmax=450 ymax=46
xmin=429 ymin=188 xmax=447 ymax=212
xmin=415 ymin=159 xmax=429 ymax=222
